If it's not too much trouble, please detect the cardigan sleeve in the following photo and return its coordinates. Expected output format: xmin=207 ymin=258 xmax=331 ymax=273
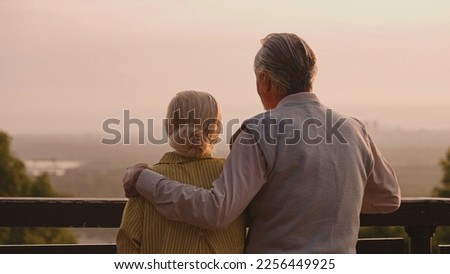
xmin=116 ymin=197 xmax=144 ymax=253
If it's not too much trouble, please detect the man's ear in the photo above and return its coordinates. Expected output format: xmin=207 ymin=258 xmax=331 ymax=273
xmin=259 ymin=72 xmax=272 ymax=94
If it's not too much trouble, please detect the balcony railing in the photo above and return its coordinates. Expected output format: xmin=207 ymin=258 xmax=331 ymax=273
xmin=0 ymin=197 xmax=449 ymax=254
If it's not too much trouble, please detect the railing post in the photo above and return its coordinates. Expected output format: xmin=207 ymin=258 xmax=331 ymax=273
xmin=404 ymin=225 xmax=437 ymax=254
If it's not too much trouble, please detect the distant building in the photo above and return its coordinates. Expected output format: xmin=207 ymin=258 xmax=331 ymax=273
xmin=24 ymin=159 xmax=81 ymax=176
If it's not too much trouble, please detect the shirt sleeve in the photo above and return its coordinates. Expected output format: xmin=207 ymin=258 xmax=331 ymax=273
xmin=361 ymin=134 xmax=401 ymax=214
xmin=135 ymin=131 xmax=268 ymax=230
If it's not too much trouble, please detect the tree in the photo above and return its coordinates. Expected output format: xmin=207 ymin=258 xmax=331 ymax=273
xmin=0 ymin=131 xmax=77 ymax=244
xmin=0 ymin=133 xmax=30 ymax=196
xmin=433 ymin=147 xmax=450 ymax=197
xmin=432 ymin=147 xmax=450 ymax=246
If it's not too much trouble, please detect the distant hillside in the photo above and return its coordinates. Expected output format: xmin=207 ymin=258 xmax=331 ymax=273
xmin=10 ymin=128 xmax=450 ymax=197
xmin=366 ymin=126 xmax=450 ymax=196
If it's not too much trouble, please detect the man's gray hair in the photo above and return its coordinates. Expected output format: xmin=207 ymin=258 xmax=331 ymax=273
xmin=254 ymin=33 xmax=317 ymax=97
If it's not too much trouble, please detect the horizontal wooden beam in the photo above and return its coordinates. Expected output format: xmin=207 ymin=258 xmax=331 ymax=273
xmin=0 ymin=244 xmax=116 ymax=254
xmin=1 ymin=197 xmax=450 ymax=228
xmin=0 ymin=198 xmax=126 ymax=227
xmin=360 ymin=198 xmax=450 ymax=227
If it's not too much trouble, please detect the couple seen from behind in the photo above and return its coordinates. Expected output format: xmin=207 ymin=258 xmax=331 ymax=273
xmin=117 ymin=33 xmax=401 ymax=254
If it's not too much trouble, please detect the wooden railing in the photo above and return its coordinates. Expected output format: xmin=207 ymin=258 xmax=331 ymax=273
xmin=360 ymin=198 xmax=450 ymax=253
xmin=1 ymin=197 xmax=450 ymax=254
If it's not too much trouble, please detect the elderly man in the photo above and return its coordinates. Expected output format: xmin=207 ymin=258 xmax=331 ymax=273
xmin=123 ymin=33 xmax=401 ymax=253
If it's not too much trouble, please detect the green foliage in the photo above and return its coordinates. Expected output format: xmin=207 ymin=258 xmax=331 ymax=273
xmin=0 ymin=133 xmax=30 ymax=196
xmin=358 ymin=226 xmax=407 ymax=251
xmin=359 ymin=226 xmax=405 ymax=238
xmin=29 ymin=174 xmax=59 ymax=197
xmin=0 ymin=227 xmax=77 ymax=245
xmin=0 ymin=131 xmax=77 ymax=244
xmin=441 ymin=148 xmax=450 ymax=186
xmin=432 ymin=147 xmax=450 ymax=246
xmin=432 ymin=147 xmax=450 ymax=197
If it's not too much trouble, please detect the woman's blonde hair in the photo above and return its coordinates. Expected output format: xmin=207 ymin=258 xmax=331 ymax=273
xmin=165 ymin=90 xmax=222 ymax=158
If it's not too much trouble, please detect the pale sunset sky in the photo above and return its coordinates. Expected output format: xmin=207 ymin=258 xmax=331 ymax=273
xmin=1 ymin=0 xmax=449 ymax=135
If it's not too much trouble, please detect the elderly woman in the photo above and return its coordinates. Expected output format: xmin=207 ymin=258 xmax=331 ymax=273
xmin=116 ymin=90 xmax=245 ymax=253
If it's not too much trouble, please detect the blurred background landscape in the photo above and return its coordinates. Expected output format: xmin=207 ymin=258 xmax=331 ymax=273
xmin=8 ymin=125 xmax=450 ymax=244
xmin=10 ymin=126 xmax=450 ymax=199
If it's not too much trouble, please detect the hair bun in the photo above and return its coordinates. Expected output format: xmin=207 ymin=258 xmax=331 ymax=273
xmin=165 ymin=90 xmax=221 ymax=158
xmin=169 ymin=125 xmax=208 ymax=158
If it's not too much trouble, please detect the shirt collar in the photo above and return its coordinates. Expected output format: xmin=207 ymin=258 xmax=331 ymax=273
xmin=276 ymin=92 xmax=321 ymax=108
xmin=156 ymin=151 xmax=214 ymax=165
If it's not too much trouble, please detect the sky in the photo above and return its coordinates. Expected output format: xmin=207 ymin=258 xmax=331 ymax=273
xmin=1 ymin=0 xmax=450 ymax=136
